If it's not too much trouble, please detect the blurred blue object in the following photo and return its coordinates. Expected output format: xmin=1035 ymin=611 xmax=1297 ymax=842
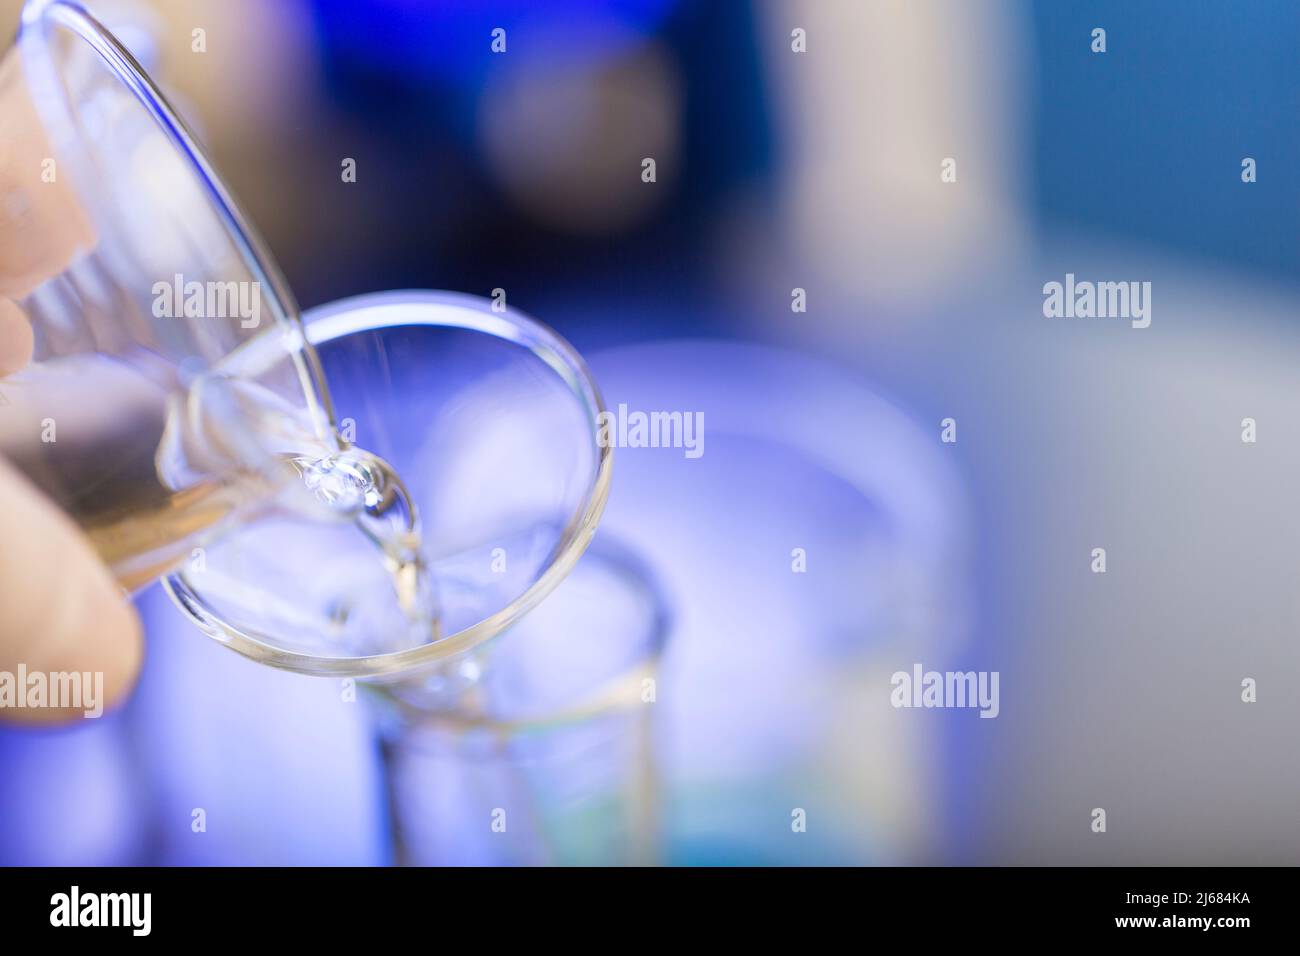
xmin=0 ymin=586 xmax=388 ymax=866
xmin=0 ymin=711 xmax=148 ymax=865
xmin=312 ymin=0 xmax=680 ymax=83
xmin=586 ymin=340 xmax=972 ymax=864
xmin=1028 ymin=0 xmax=1300 ymax=279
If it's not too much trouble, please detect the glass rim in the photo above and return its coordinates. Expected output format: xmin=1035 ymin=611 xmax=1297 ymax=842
xmin=163 ymin=290 xmax=615 ymax=679
xmin=385 ymin=531 xmax=672 ymax=734
xmin=16 ymin=0 xmax=338 ymax=440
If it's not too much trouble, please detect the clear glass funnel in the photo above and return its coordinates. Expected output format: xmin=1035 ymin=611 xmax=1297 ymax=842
xmin=164 ymin=292 xmax=614 ymax=682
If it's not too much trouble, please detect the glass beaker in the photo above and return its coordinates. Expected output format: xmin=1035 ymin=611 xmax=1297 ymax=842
xmin=1 ymin=0 xmax=617 ymax=663
xmin=377 ymin=535 xmax=668 ymax=865
xmin=0 ymin=0 xmax=342 ymax=591
xmin=165 ymin=293 xmax=648 ymax=865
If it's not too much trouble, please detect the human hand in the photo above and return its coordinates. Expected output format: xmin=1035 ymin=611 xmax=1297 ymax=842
xmin=0 ymin=51 xmax=140 ymax=725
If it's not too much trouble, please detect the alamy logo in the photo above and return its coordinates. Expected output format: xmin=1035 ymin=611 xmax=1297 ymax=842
xmin=1042 ymin=273 xmax=1151 ymax=329
xmin=50 ymin=886 xmax=151 ymax=936
xmin=890 ymin=664 xmax=1000 ymax=718
xmin=596 ymin=403 xmax=704 ymax=459
xmin=152 ymin=273 xmax=262 ymax=328
xmin=0 ymin=666 xmax=103 ymax=718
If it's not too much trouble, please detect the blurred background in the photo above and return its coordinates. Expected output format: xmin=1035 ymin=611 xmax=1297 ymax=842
xmin=1 ymin=0 xmax=1299 ymax=864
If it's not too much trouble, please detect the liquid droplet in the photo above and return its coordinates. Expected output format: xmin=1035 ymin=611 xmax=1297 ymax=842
xmin=295 ymin=449 xmax=386 ymax=514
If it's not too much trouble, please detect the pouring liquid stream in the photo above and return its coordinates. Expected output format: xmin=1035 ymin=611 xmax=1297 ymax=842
xmin=294 ymin=447 xmax=440 ymax=639
xmin=164 ymin=357 xmax=443 ymax=649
